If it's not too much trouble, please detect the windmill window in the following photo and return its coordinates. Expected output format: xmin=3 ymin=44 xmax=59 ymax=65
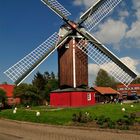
xmin=65 ymin=44 xmax=69 ymax=48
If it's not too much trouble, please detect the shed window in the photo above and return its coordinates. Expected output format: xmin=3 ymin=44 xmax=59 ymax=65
xmin=87 ymin=93 xmax=91 ymax=101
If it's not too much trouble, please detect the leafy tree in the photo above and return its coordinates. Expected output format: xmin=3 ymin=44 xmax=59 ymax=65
xmin=0 ymin=89 xmax=7 ymax=106
xmin=95 ymin=69 xmax=117 ymax=88
xmin=2 ymin=82 xmax=8 ymax=84
xmin=50 ymin=72 xmax=55 ymax=79
xmin=32 ymin=71 xmax=46 ymax=92
xmin=131 ymin=77 xmax=140 ymax=84
xmin=44 ymin=71 xmax=51 ymax=80
xmin=45 ymin=79 xmax=59 ymax=101
xmin=14 ymin=83 xmax=40 ymax=105
xmin=14 ymin=83 xmax=28 ymax=98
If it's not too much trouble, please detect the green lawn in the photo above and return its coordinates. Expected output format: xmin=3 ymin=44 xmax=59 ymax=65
xmin=0 ymin=103 xmax=140 ymax=125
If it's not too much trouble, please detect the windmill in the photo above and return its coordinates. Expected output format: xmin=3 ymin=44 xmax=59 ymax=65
xmin=4 ymin=0 xmax=137 ymax=92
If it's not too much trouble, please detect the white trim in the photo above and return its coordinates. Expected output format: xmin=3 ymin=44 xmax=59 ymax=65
xmin=17 ymin=47 xmax=56 ymax=86
xmin=41 ymin=0 xmax=63 ymax=19
xmin=80 ymin=0 xmax=101 ymax=19
xmin=72 ymin=37 xmax=76 ymax=88
xmin=17 ymin=36 xmax=68 ymax=86
xmin=86 ymin=31 xmax=137 ymax=75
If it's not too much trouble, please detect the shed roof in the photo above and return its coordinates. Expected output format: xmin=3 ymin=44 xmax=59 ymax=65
xmin=117 ymin=83 xmax=140 ymax=88
xmin=0 ymin=84 xmax=14 ymax=97
xmin=94 ymin=87 xmax=119 ymax=95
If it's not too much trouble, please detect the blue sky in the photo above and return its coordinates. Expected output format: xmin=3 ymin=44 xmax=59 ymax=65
xmin=0 ymin=0 xmax=140 ymax=85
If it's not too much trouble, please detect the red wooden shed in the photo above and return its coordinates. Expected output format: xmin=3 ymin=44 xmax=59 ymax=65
xmin=50 ymin=88 xmax=95 ymax=107
xmin=0 ymin=84 xmax=20 ymax=105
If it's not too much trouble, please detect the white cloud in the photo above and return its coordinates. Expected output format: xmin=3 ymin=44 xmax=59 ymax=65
xmin=73 ymin=0 xmax=99 ymax=9
xmin=131 ymin=0 xmax=140 ymax=20
xmin=88 ymin=63 xmax=100 ymax=85
xmin=120 ymin=57 xmax=139 ymax=75
xmin=94 ymin=19 xmax=128 ymax=45
xmin=119 ymin=10 xmax=129 ymax=21
xmin=126 ymin=21 xmax=140 ymax=39
xmin=125 ymin=1 xmax=140 ymax=48
xmin=132 ymin=0 xmax=140 ymax=9
xmin=119 ymin=10 xmax=129 ymax=17
xmin=88 ymin=57 xmax=140 ymax=85
xmin=88 ymin=63 xmax=99 ymax=77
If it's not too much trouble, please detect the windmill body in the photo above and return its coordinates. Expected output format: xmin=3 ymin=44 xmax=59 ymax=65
xmin=4 ymin=0 xmax=137 ymax=107
xmin=58 ymin=24 xmax=88 ymax=88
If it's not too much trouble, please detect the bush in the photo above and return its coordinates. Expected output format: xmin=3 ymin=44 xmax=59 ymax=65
xmin=72 ymin=112 xmax=93 ymax=123
xmin=116 ymin=113 xmax=136 ymax=130
xmin=96 ymin=115 xmax=115 ymax=128
xmin=96 ymin=115 xmax=107 ymax=126
xmin=107 ymin=120 xmax=116 ymax=129
xmin=123 ymin=113 xmax=136 ymax=125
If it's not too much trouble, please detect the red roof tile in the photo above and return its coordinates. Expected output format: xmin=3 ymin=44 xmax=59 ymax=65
xmin=117 ymin=84 xmax=140 ymax=88
xmin=94 ymin=87 xmax=119 ymax=95
xmin=0 ymin=84 xmax=15 ymax=97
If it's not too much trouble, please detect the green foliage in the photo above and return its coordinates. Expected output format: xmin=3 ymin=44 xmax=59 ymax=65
xmin=50 ymin=72 xmax=55 ymax=79
xmin=0 ymin=103 xmax=140 ymax=128
xmin=117 ymin=113 xmax=136 ymax=126
xmin=96 ymin=115 xmax=115 ymax=129
xmin=32 ymin=71 xmax=46 ymax=92
xmin=95 ymin=112 xmax=136 ymax=129
xmin=95 ymin=69 xmax=117 ymax=88
xmin=44 ymin=71 xmax=51 ymax=80
xmin=14 ymin=71 xmax=58 ymax=105
xmin=45 ymin=79 xmax=59 ymax=101
xmin=14 ymin=83 xmax=41 ymax=106
xmin=72 ymin=112 xmax=93 ymax=123
xmin=0 ymin=89 xmax=7 ymax=105
xmin=31 ymin=71 xmax=59 ymax=102
xmin=131 ymin=77 xmax=140 ymax=84
xmin=0 ymin=89 xmax=6 ymax=99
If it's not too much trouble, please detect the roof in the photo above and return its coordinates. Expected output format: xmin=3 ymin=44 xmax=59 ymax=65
xmin=52 ymin=88 xmax=93 ymax=93
xmin=117 ymin=84 xmax=140 ymax=88
xmin=94 ymin=87 xmax=119 ymax=95
xmin=0 ymin=84 xmax=15 ymax=97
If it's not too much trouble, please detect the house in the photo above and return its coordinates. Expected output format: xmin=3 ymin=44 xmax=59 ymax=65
xmin=93 ymin=87 xmax=120 ymax=103
xmin=0 ymin=84 xmax=20 ymax=106
xmin=50 ymin=88 xmax=95 ymax=107
xmin=117 ymin=84 xmax=140 ymax=99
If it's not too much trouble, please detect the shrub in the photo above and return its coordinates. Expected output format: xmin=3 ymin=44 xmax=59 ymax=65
xmin=107 ymin=120 xmax=116 ymax=129
xmin=96 ymin=115 xmax=115 ymax=128
xmin=72 ymin=112 xmax=93 ymax=123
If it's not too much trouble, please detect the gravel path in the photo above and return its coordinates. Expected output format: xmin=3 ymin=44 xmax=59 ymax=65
xmin=0 ymin=119 xmax=140 ymax=140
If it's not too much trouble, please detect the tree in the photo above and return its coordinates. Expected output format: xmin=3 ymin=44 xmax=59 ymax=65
xmin=32 ymin=71 xmax=52 ymax=103
xmin=50 ymin=72 xmax=55 ymax=79
xmin=45 ymin=79 xmax=59 ymax=101
xmin=14 ymin=83 xmax=40 ymax=105
xmin=0 ymin=89 xmax=7 ymax=107
xmin=131 ymin=77 xmax=140 ymax=84
xmin=95 ymin=69 xmax=117 ymax=88
xmin=32 ymin=71 xmax=46 ymax=92
xmin=44 ymin=71 xmax=51 ymax=80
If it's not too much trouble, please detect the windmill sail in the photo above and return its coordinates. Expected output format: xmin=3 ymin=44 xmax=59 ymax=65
xmin=76 ymin=32 xmax=137 ymax=86
xmin=4 ymin=32 xmax=59 ymax=85
xmin=4 ymin=0 xmax=136 ymax=87
xmin=79 ymin=0 xmax=122 ymax=31
xmin=41 ymin=0 xmax=71 ymax=19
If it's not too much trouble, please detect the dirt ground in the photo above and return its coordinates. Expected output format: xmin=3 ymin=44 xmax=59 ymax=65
xmin=0 ymin=119 xmax=140 ymax=140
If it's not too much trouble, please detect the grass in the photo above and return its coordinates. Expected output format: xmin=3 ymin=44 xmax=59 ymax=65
xmin=0 ymin=103 xmax=140 ymax=125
